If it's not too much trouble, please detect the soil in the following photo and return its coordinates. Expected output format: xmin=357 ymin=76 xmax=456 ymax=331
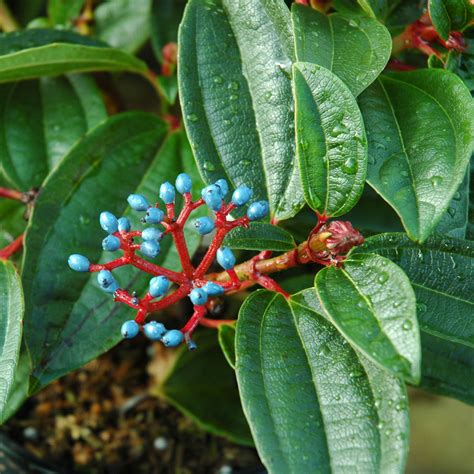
xmin=1 ymin=339 xmax=263 ymax=474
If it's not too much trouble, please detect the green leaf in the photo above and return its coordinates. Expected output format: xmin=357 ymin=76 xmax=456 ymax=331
xmin=0 ymin=200 xmax=25 ymax=249
xmin=218 ymin=323 xmax=236 ymax=369
xmin=95 ymin=0 xmax=152 ymax=54
xmin=358 ymin=69 xmax=474 ymax=243
xmin=358 ymin=233 xmax=474 ymax=403
xmin=292 ymin=5 xmax=392 ymax=96
xmin=0 ymin=74 xmax=107 ymax=191
xmin=294 ymin=62 xmax=368 ymax=217
xmin=48 ymin=0 xmax=84 ymax=25
xmin=236 ymin=290 xmax=409 ymax=473
xmin=436 ymin=168 xmax=470 ymax=238
xmin=179 ymin=0 xmax=303 ymax=221
xmin=468 ymin=155 xmax=474 ymax=240
xmin=357 ymin=0 xmax=389 ymax=19
xmin=156 ymin=74 xmax=178 ymax=105
xmin=429 ymin=0 xmax=474 ymax=40
xmin=0 ymin=29 xmax=147 ymax=83
xmin=161 ymin=329 xmax=252 ymax=445
xmin=150 ymin=0 xmax=186 ymax=62
xmin=0 ymin=259 xmax=24 ymax=423
xmin=315 ymin=253 xmax=420 ymax=382
xmin=21 ymin=113 xmax=185 ymax=392
xmin=223 ymin=223 xmax=296 ymax=252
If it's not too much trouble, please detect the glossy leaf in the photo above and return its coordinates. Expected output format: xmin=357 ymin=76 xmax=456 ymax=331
xmin=468 ymin=155 xmax=474 ymax=240
xmin=429 ymin=0 xmax=474 ymax=40
xmin=0 ymin=74 xmax=107 ymax=191
xmin=179 ymin=0 xmax=303 ymax=221
xmin=236 ymin=290 xmax=409 ymax=473
xmin=0 ymin=260 xmax=24 ymax=423
xmin=161 ymin=330 xmax=252 ymax=445
xmin=292 ymin=5 xmax=392 ymax=96
xmin=224 ymin=223 xmax=296 ymax=252
xmin=21 ymin=113 xmax=187 ymax=392
xmin=48 ymin=0 xmax=84 ymax=25
xmin=294 ymin=62 xmax=368 ymax=217
xmin=358 ymin=69 xmax=474 ymax=243
xmin=218 ymin=323 xmax=236 ymax=369
xmin=95 ymin=0 xmax=152 ymax=54
xmin=0 ymin=29 xmax=147 ymax=83
xmin=315 ymin=253 xmax=420 ymax=382
xmin=358 ymin=233 xmax=474 ymax=404
xmin=150 ymin=0 xmax=187 ymax=62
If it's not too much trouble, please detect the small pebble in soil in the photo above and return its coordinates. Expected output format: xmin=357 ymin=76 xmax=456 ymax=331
xmin=22 ymin=426 xmax=39 ymax=441
xmin=218 ymin=465 xmax=233 ymax=474
xmin=153 ymin=436 xmax=168 ymax=451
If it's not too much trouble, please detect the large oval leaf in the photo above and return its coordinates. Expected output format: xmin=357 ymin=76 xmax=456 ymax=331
xmin=0 ymin=260 xmax=24 ymax=423
xmin=0 ymin=29 xmax=147 ymax=83
xmin=292 ymin=5 xmax=391 ymax=96
xmin=358 ymin=232 xmax=474 ymax=404
xmin=160 ymin=330 xmax=253 ymax=446
xmin=178 ymin=0 xmax=303 ymax=221
xmin=358 ymin=69 xmax=474 ymax=243
xmin=236 ymin=290 xmax=409 ymax=473
xmin=315 ymin=253 xmax=420 ymax=382
xmin=294 ymin=62 xmax=367 ymax=217
xmin=0 ymin=74 xmax=107 ymax=191
xmin=21 ymin=118 xmax=209 ymax=392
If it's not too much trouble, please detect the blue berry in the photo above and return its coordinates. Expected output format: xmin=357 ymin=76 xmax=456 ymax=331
xmin=142 ymin=227 xmax=163 ymax=241
xmin=160 ymin=182 xmax=176 ymax=204
xmin=189 ymin=288 xmax=208 ymax=306
xmin=215 ymin=179 xmax=229 ymax=197
xmin=143 ymin=207 xmax=164 ymax=224
xmin=162 ymin=329 xmax=184 ymax=347
xmin=118 ymin=217 xmax=131 ymax=232
xmin=141 ymin=240 xmax=160 ymax=258
xmin=202 ymin=185 xmax=223 ymax=211
xmin=187 ymin=339 xmax=198 ymax=351
xmin=121 ymin=320 xmax=140 ymax=339
xmin=231 ymin=186 xmax=253 ymax=206
xmin=99 ymin=211 xmax=119 ymax=234
xmin=247 ymin=200 xmax=270 ymax=221
xmin=128 ymin=194 xmax=149 ymax=211
xmin=217 ymin=247 xmax=236 ymax=270
xmin=68 ymin=254 xmax=90 ymax=272
xmin=193 ymin=216 xmax=215 ymax=235
xmin=175 ymin=173 xmax=192 ymax=194
xmin=102 ymin=235 xmax=120 ymax=251
xmin=97 ymin=270 xmax=119 ymax=294
xmin=149 ymin=276 xmax=170 ymax=297
xmin=143 ymin=321 xmax=167 ymax=341
xmin=203 ymin=281 xmax=225 ymax=296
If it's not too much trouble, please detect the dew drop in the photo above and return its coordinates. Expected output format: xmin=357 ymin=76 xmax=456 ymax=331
xmin=453 ymin=191 xmax=462 ymax=201
xmin=240 ymin=159 xmax=251 ymax=167
xmin=203 ymin=161 xmax=216 ymax=171
xmin=228 ymin=81 xmax=240 ymax=90
xmin=447 ymin=207 xmax=456 ymax=218
xmin=186 ymin=113 xmax=198 ymax=122
xmin=402 ymin=319 xmax=413 ymax=331
xmin=377 ymin=272 xmax=389 ymax=284
xmin=431 ymin=176 xmax=443 ymax=187
xmin=342 ymin=156 xmax=358 ymax=174
xmin=213 ymin=75 xmax=224 ymax=84
xmin=416 ymin=302 xmax=427 ymax=313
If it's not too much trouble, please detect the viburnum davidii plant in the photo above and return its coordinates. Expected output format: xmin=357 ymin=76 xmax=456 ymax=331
xmin=0 ymin=0 xmax=473 ymax=472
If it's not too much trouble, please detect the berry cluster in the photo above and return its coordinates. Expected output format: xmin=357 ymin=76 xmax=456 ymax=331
xmin=68 ymin=174 xmax=269 ymax=350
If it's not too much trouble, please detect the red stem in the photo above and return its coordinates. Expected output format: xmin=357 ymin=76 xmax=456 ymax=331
xmin=0 ymin=234 xmax=24 ymax=260
xmin=199 ymin=317 xmax=236 ymax=328
xmin=181 ymin=305 xmax=207 ymax=335
xmin=0 ymin=187 xmax=23 ymax=201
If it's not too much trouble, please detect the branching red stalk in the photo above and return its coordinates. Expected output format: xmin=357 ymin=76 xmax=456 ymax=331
xmin=0 ymin=234 xmax=24 ymax=260
xmin=0 ymin=187 xmax=23 ymax=201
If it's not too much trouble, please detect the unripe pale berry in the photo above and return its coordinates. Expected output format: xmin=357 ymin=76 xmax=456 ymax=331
xmin=143 ymin=321 xmax=167 ymax=341
xmin=231 ymin=186 xmax=253 ymax=206
xmin=160 ymin=182 xmax=175 ymax=204
xmin=128 ymin=194 xmax=149 ymax=211
xmin=142 ymin=227 xmax=163 ymax=241
xmin=215 ymin=178 xmax=229 ymax=197
xmin=193 ymin=216 xmax=215 ymax=235
xmin=102 ymin=235 xmax=121 ymax=252
xmin=68 ymin=254 xmax=90 ymax=272
xmin=141 ymin=240 xmax=160 ymax=258
xmin=149 ymin=276 xmax=170 ymax=297
xmin=99 ymin=211 xmax=119 ymax=234
xmin=118 ymin=217 xmax=131 ymax=232
xmin=162 ymin=329 xmax=184 ymax=347
xmin=217 ymin=247 xmax=236 ymax=269
xmin=203 ymin=281 xmax=225 ymax=296
xmin=97 ymin=270 xmax=119 ymax=294
xmin=121 ymin=320 xmax=140 ymax=339
xmin=189 ymin=287 xmax=208 ymax=306
xmin=247 ymin=200 xmax=270 ymax=221
xmin=175 ymin=173 xmax=192 ymax=194
xmin=144 ymin=207 xmax=164 ymax=224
